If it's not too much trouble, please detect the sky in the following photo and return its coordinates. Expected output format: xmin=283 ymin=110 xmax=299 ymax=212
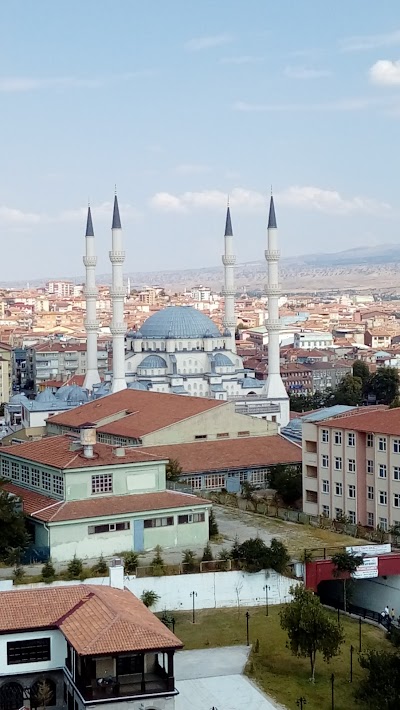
xmin=2 ymin=0 xmax=400 ymax=281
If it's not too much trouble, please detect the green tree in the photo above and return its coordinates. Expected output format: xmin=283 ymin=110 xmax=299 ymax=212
xmin=267 ymin=464 xmax=302 ymax=505
xmin=357 ymin=649 xmax=400 ymax=709
xmin=208 ymin=509 xmax=219 ymax=538
xmin=230 ymin=535 xmax=241 ymax=561
xmin=166 ymin=458 xmax=182 ymax=482
xmin=182 ymin=548 xmax=197 ymax=572
xmin=41 ymin=559 xmax=56 ymax=583
xmin=331 ymin=550 xmax=364 ymax=611
xmin=333 ymin=373 xmax=363 ymax=406
xmin=140 ymin=590 xmax=160 ymax=608
xmin=352 ymin=359 xmax=370 ymax=384
xmin=0 ymin=486 xmax=29 ymax=562
xmin=123 ymin=551 xmax=138 ymax=574
xmin=280 ymin=585 xmax=344 ymax=681
xmin=237 ymin=538 xmax=270 ymax=572
xmin=66 ymin=554 xmax=83 ymax=580
xmin=202 ymin=542 xmax=213 ymax=562
xmin=91 ymin=554 xmax=108 ymax=576
xmin=268 ymin=537 xmax=290 ymax=574
xmin=366 ymin=367 xmax=400 ymax=405
xmin=151 ymin=545 xmax=165 ymax=576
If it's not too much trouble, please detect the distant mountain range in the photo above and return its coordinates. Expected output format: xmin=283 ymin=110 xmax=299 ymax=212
xmin=4 ymin=244 xmax=400 ymax=292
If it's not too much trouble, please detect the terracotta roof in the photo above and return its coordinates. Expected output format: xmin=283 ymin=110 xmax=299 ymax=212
xmin=141 ymin=435 xmax=301 ymax=475
xmin=47 ymin=389 xmax=224 ymax=436
xmin=2 ymin=482 xmax=209 ymax=522
xmin=0 ymin=585 xmax=182 ymax=654
xmin=317 ymin=407 xmax=398 ymax=434
xmin=1 ymin=436 xmax=165 ymax=470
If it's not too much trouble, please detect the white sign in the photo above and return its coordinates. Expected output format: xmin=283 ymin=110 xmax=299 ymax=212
xmin=346 ymin=544 xmax=391 ymax=557
xmin=352 ymin=556 xmax=378 ymax=579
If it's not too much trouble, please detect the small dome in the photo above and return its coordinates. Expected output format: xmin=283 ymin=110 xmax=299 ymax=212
xmin=214 ymin=353 xmax=233 ymax=367
xmin=36 ymin=388 xmax=57 ymax=404
xmin=138 ymin=354 xmax=167 ymax=370
xmin=140 ymin=306 xmax=221 ymax=339
xmin=66 ymin=385 xmax=89 ymax=404
xmin=55 ymin=385 xmax=73 ymax=401
xmin=9 ymin=394 xmax=24 ymax=405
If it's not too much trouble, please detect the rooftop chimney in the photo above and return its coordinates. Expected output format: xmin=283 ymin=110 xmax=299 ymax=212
xmin=109 ymin=557 xmax=125 ymax=589
xmin=80 ymin=423 xmax=96 ymax=458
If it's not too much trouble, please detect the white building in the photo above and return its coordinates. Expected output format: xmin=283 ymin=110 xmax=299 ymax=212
xmin=294 ymin=331 xmax=334 ymax=350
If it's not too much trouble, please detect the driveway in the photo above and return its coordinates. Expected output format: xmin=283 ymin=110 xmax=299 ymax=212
xmin=175 ymin=646 xmax=285 ymax=710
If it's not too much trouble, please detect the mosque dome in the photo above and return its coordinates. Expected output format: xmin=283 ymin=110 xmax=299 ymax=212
xmin=55 ymin=385 xmax=74 ymax=401
xmin=9 ymin=394 xmax=24 ymax=405
xmin=138 ymin=355 xmax=167 ymax=370
xmin=35 ymin=388 xmax=57 ymax=404
xmin=66 ymin=385 xmax=89 ymax=404
xmin=214 ymin=353 xmax=233 ymax=367
xmin=140 ymin=306 xmax=221 ymax=339
xmin=128 ymin=381 xmax=150 ymax=390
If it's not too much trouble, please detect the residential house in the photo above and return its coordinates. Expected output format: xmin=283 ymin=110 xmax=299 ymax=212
xmin=293 ymin=331 xmax=334 ymax=350
xmin=364 ymin=329 xmax=393 ymax=350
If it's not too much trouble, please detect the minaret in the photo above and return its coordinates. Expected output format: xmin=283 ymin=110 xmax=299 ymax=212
xmin=109 ymin=193 xmax=127 ymax=392
xmin=83 ymin=206 xmax=101 ymax=391
xmin=221 ymin=201 xmax=236 ymax=352
xmin=263 ymin=194 xmax=289 ymax=425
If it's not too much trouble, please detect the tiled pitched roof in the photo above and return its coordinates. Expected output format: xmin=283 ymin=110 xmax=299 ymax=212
xmin=2 ymin=482 xmax=209 ymax=522
xmin=47 ymin=389 xmax=224 ymax=435
xmin=0 ymin=585 xmax=182 ymax=654
xmin=141 ymin=435 xmax=301 ymax=475
xmin=318 ymin=407 xmax=398 ymax=434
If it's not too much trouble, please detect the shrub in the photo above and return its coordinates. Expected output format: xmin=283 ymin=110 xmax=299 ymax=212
xmin=182 ymin=549 xmax=197 ymax=572
xmin=202 ymin=542 xmax=213 ymax=562
xmin=66 ymin=554 xmax=83 ymax=580
xmin=141 ymin=590 xmax=160 ymax=608
xmin=218 ymin=547 xmax=231 ymax=561
xmin=152 ymin=546 xmax=165 ymax=576
xmin=123 ymin=551 xmax=138 ymax=575
xmin=268 ymin=537 xmax=290 ymax=574
xmin=208 ymin=510 xmax=219 ymax=537
xmin=13 ymin=564 xmax=25 ymax=582
xmin=91 ymin=555 xmax=108 ymax=576
xmin=41 ymin=559 xmax=56 ymax=583
xmin=230 ymin=536 xmax=241 ymax=561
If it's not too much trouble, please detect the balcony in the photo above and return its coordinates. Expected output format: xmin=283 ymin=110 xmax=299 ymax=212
xmin=75 ymin=673 xmax=172 ymax=701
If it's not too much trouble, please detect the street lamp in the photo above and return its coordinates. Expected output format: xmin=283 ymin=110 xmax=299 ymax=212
xmin=296 ymin=698 xmax=307 ymax=709
xmin=190 ymin=591 xmax=197 ymax=624
xmin=263 ymin=584 xmax=270 ymax=616
xmin=245 ymin=611 xmax=250 ymax=646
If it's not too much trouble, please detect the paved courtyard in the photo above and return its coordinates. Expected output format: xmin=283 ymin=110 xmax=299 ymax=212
xmin=175 ymin=646 xmax=285 ymax=710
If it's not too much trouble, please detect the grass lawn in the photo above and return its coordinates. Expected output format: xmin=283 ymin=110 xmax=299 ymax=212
xmin=171 ymin=605 xmax=391 ymax=710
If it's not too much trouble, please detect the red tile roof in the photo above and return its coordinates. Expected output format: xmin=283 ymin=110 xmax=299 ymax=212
xmin=317 ymin=407 xmax=399 ymax=434
xmin=141 ymin=435 xmax=301 ymax=475
xmin=1 ymin=436 xmax=165 ymax=470
xmin=2 ymin=482 xmax=209 ymax=522
xmin=0 ymin=585 xmax=182 ymax=653
xmin=47 ymin=389 xmax=224 ymax=436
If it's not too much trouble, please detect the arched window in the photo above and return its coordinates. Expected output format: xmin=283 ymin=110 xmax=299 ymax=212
xmin=30 ymin=679 xmax=56 ymax=709
xmin=0 ymin=683 xmax=23 ymax=710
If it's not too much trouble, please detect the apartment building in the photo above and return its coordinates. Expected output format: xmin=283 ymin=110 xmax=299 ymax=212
xmin=26 ymin=342 xmax=108 ymax=388
xmin=294 ymin=331 xmax=334 ymax=350
xmin=46 ymin=280 xmax=74 ymax=297
xmin=302 ymin=407 xmax=400 ymax=531
xmin=308 ymin=360 xmax=352 ymax=394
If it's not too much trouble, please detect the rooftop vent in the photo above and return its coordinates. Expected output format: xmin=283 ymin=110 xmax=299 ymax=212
xmin=80 ymin=423 xmax=96 ymax=458
xmin=114 ymin=447 xmax=126 ymax=458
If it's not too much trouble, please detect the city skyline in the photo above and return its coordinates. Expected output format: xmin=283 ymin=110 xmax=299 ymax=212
xmin=2 ymin=1 xmax=400 ymax=279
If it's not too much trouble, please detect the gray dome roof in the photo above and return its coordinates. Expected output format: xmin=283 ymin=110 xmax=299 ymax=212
xmin=140 ymin=306 xmax=221 ymax=339
xmin=36 ymin=388 xmax=57 ymax=404
xmin=9 ymin=394 xmax=24 ymax=405
xmin=214 ymin=353 xmax=233 ymax=367
xmin=128 ymin=381 xmax=149 ymax=390
xmin=66 ymin=385 xmax=89 ymax=404
xmin=138 ymin=355 xmax=167 ymax=369
xmin=55 ymin=385 xmax=74 ymax=401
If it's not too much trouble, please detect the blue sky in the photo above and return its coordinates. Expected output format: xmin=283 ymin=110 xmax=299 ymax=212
xmin=2 ymin=0 xmax=400 ymax=281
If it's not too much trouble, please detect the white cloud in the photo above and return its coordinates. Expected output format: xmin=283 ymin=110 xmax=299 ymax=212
xmin=284 ymin=65 xmax=332 ymax=79
xmin=0 ymin=206 xmax=43 ymax=226
xmin=233 ymin=96 xmax=388 ymax=112
xmin=0 ymin=201 xmax=141 ymax=229
xmin=219 ymin=55 xmax=263 ymax=65
xmin=149 ymin=186 xmax=391 ymax=217
xmin=339 ymin=29 xmax=400 ymax=52
xmin=184 ymin=33 xmax=233 ymax=51
xmin=0 ymin=72 xmax=149 ymax=92
xmin=278 ymin=186 xmax=391 ymax=216
xmin=369 ymin=60 xmax=400 ymax=86
xmin=175 ymin=163 xmax=213 ymax=175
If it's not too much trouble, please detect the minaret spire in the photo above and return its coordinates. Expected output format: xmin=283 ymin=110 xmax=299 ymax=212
xmin=222 ymin=201 xmax=236 ymax=352
xmin=262 ymin=193 xmax=289 ymax=426
xmin=109 ymin=191 xmax=127 ymax=392
xmin=83 ymin=206 xmax=101 ymax=391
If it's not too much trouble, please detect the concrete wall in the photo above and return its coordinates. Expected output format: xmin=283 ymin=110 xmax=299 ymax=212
xmin=0 ymin=629 xmax=66 ymax=674
xmin=350 ymin=574 xmax=400 ymax=615
xmin=64 ymin=461 xmax=166 ymax=501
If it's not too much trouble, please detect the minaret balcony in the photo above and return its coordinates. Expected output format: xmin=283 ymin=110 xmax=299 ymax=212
xmin=83 ymin=256 xmax=97 ymax=267
xmin=265 ymin=284 xmax=281 ymax=297
xmin=110 ymin=286 xmax=126 ymax=298
xmin=265 ymin=249 xmax=280 ymax=261
xmin=110 ymin=324 xmax=127 ymax=335
xmin=85 ymin=320 xmax=100 ymax=332
xmin=109 ymin=250 xmax=126 ymax=263
xmin=222 ymin=287 xmax=235 ymax=296
xmin=84 ymin=287 xmax=98 ymax=298
xmin=222 ymin=255 xmax=236 ymax=266
xmin=266 ymin=319 xmax=281 ymax=332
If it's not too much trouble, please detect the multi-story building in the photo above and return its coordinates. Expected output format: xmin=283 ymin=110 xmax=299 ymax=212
xmin=364 ymin=329 xmax=392 ymax=349
xmin=280 ymin=363 xmax=312 ymax=395
xmin=302 ymin=407 xmax=400 ymax=531
xmin=294 ymin=331 xmax=334 ymax=350
xmin=26 ymin=343 xmax=108 ymax=388
xmin=47 ymin=280 xmax=75 ymax=298
xmin=308 ymin=360 xmax=352 ymax=394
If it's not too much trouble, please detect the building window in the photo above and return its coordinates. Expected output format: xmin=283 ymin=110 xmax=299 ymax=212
xmin=178 ymin=512 xmax=205 ymax=524
xmin=186 ymin=476 xmax=202 ymax=490
xmin=335 ymin=508 xmax=343 ymax=519
xmin=1 ymin=459 xmax=10 ymax=479
xmin=348 ymin=484 xmax=356 ymax=499
xmin=322 ymin=480 xmax=330 ymax=493
xmin=42 ymin=471 xmax=51 ymax=491
xmin=20 ymin=464 xmax=29 ymax=484
xmin=335 ymin=482 xmax=343 ymax=496
xmin=194 ymin=435 xmax=207 ymax=440
xmin=116 ymin=655 xmax=143 ymax=675
xmin=334 ymin=456 xmax=342 ymax=471
xmin=321 ymin=455 xmax=329 ymax=468
xmin=11 ymin=462 xmax=20 ymax=481
xmin=88 ymin=521 xmax=130 ymax=534
xmin=348 ymin=511 xmax=356 ymax=524
xmin=367 ymin=460 xmax=374 ymax=474
xmin=394 ymin=467 xmax=400 ymax=481
xmin=31 ymin=467 xmax=40 ymax=487
xmin=52 ymin=475 xmax=64 ymax=496
xmin=394 ymin=439 xmax=400 ymax=454
xmin=394 ymin=494 xmax=400 ymax=508
xmin=379 ymin=464 xmax=387 ymax=479
xmin=7 ymin=638 xmax=50 ymax=665
xmin=143 ymin=517 xmax=173 ymax=528
xmin=91 ymin=474 xmax=113 ymax=494
xmin=379 ymin=517 xmax=388 ymax=531
xmin=367 ymin=512 xmax=374 ymax=527
xmin=322 ymin=505 xmax=330 ymax=517
xmin=334 ymin=431 xmax=342 ymax=445
xmin=347 ymin=432 xmax=355 ymax=447
xmin=367 ymin=486 xmax=374 ymax=500
xmin=367 ymin=433 xmax=374 ymax=448
xmin=348 ymin=459 xmax=356 ymax=473
xmin=238 ymin=431 xmax=250 ymax=437
xmin=251 ymin=469 xmax=267 ymax=485
xmin=378 ymin=437 xmax=387 ymax=452
xmin=379 ymin=491 xmax=388 ymax=505
xmin=321 ymin=429 xmax=329 ymax=443
xmin=216 ymin=432 xmax=229 ymax=439
xmin=204 ymin=474 xmax=225 ymax=489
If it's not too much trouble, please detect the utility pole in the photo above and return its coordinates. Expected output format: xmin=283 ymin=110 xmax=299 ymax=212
xmin=190 ymin=591 xmax=197 ymax=624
